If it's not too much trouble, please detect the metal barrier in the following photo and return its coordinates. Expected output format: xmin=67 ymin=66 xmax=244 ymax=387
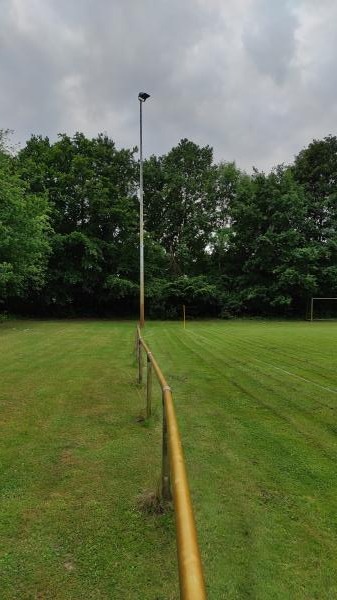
xmin=136 ymin=325 xmax=207 ymax=600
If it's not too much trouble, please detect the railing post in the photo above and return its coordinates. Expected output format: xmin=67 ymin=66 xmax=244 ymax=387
xmin=161 ymin=389 xmax=172 ymax=500
xmin=138 ymin=339 xmax=143 ymax=384
xmin=146 ymin=354 xmax=152 ymax=419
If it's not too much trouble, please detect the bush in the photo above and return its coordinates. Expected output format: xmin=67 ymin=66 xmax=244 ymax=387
xmin=146 ymin=276 xmax=220 ymax=318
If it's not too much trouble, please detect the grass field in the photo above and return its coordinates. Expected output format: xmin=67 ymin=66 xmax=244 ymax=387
xmin=1 ymin=319 xmax=337 ymax=599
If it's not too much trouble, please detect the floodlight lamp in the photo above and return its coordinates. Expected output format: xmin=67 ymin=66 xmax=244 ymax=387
xmin=138 ymin=92 xmax=150 ymax=102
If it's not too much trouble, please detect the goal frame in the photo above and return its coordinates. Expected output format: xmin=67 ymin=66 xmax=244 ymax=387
xmin=309 ymin=297 xmax=337 ymax=321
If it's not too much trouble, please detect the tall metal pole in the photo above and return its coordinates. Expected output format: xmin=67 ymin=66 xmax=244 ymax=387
xmin=138 ymin=92 xmax=150 ymax=328
xmin=139 ymin=99 xmax=145 ymax=327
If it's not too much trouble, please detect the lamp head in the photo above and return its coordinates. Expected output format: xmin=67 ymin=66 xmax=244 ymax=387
xmin=138 ymin=92 xmax=150 ymax=102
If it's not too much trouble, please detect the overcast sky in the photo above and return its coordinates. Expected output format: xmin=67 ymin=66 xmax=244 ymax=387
xmin=1 ymin=0 xmax=336 ymax=171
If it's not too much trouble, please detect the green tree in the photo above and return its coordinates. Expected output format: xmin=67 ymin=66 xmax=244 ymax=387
xmin=225 ymin=167 xmax=317 ymax=314
xmin=18 ymin=132 xmax=165 ymax=313
xmin=144 ymin=139 xmax=222 ymax=275
xmin=293 ymin=136 xmax=337 ymax=295
xmin=146 ymin=275 xmax=219 ymax=318
xmin=209 ymin=162 xmax=242 ymax=276
xmin=0 ymin=144 xmax=50 ymax=303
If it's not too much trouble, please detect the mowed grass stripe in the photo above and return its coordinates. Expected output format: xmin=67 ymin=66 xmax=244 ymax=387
xmin=181 ymin=327 xmax=337 ymax=436
xmin=145 ymin=320 xmax=337 ymax=599
xmin=193 ymin=321 xmax=337 ymax=386
xmin=170 ymin=322 xmax=337 ymax=460
xmin=192 ymin=320 xmax=336 ymax=374
xmin=192 ymin=323 xmax=337 ymax=384
xmin=180 ymin=329 xmax=337 ymax=473
xmin=189 ymin=325 xmax=337 ymax=405
xmin=187 ymin=328 xmax=337 ymax=418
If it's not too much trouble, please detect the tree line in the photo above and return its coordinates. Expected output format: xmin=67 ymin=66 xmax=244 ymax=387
xmin=1 ymin=128 xmax=337 ymax=318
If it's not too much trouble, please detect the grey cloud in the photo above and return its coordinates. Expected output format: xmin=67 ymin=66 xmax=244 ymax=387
xmin=0 ymin=0 xmax=336 ymax=172
xmin=242 ymin=0 xmax=298 ymax=85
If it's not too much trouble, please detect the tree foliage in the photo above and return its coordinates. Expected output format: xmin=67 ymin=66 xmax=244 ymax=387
xmin=144 ymin=139 xmax=223 ymax=275
xmin=292 ymin=135 xmax=337 ymax=296
xmin=17 ymin=133 xmax=141 ymax=312
xmin=0 ymin=140 xmax=50 ymax=303
xmin=1 ymin=131 xmax=336 ymax=317
xmin=224 ymin=167 xmax=318 ymax=313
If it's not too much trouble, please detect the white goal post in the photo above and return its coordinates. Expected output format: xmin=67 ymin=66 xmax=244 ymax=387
xmin=310 ymin=297 xmax=337 ymax=321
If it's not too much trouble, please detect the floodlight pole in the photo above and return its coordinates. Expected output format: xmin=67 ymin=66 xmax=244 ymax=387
xmin=138 ymin=92 xmax=150 ymax=328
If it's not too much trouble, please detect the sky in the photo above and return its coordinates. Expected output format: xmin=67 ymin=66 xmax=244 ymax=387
xmin=1 ymin=0 xmax=336 ymax=172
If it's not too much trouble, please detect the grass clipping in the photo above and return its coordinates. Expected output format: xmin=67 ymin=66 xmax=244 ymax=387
xmin=136 ymin=488 xmax=172 ymax=515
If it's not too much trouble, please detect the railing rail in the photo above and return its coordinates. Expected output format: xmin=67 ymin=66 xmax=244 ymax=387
xmin=136 ymin=325 xmax=207 ymax=600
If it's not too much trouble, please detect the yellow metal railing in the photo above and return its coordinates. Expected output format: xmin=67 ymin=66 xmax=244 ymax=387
xmin=136 ymin=325 xmax=207 ymax=600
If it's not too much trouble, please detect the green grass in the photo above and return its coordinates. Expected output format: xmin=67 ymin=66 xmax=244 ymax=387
xmin=1 ymin=319 xmax=337 ymax=599
xmin=145 ymin=320 xmax=337 ymax=600
xmin=0 ymin=320 xmax=177 ymax=599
